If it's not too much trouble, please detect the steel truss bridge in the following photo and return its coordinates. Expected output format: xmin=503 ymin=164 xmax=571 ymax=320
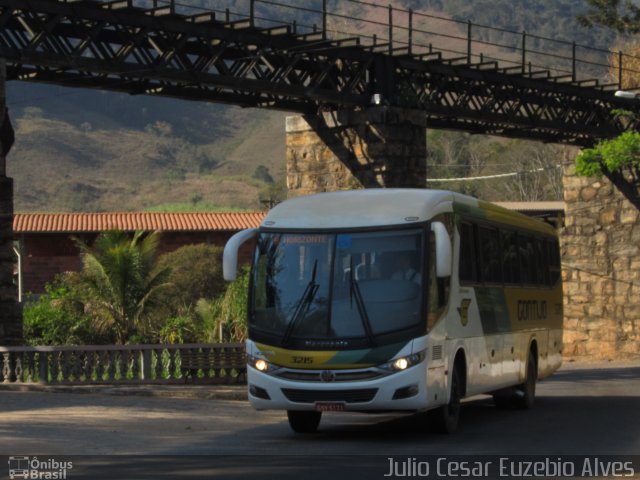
xmin=1 ymin=0 xmax=640 ymax=147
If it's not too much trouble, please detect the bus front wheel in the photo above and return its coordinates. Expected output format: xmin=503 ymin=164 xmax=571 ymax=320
xmin=287 ymin=410 xmax=322 ymax=433
xmin=432 ymin=366 xmax=462 ymax=434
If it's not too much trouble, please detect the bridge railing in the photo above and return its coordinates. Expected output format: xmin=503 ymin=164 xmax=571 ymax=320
xmin=118 ymin=0 xmax=640 ymax=90
xmin=0 ymin=343 xmax=247 ymax=385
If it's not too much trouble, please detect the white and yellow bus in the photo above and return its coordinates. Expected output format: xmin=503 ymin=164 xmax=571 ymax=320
xmin=223 ymin=189 xmax=563 ymax=433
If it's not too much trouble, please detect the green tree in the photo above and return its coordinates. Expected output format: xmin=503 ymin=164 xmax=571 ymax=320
xmin=575 ymin=129 xmax=640 ymax=209
xmin=150 ymin=244 xmax=228 ymax=343
xmin=253 ymin=165 xmax=274 ymax=183
xmin=75 ymin=230 xmax=171 ymax=344
xmin=152 ymin=244 xmax=252 ymax=344
xmin=576 ymin=129 xmax=640 ymax=175
xmin=155 ymin=243 xmax=226 ymax=308
xmin=259 ymin=179 xmax=287 ymax=208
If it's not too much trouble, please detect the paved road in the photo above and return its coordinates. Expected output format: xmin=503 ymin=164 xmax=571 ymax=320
xmin=1 ymin=362 xmax=639 ymax=479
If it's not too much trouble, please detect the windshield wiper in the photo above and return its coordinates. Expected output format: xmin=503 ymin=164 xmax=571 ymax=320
xmin=350 ymin=258 xmax=375 ymax=347
xmin=282 ymin=260 xmax=319 ymax=345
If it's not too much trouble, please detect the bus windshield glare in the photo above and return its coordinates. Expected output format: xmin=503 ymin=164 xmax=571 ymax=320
xmin=251 ymin=229 xmax=424 ymax=344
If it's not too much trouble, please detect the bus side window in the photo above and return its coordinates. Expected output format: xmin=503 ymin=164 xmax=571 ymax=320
xmin=479 ymin=226 xmax=502 ymax=284
xmin=519 ymin=235 xmax=535 ymax=285
xmin=534 ymin=237 xmax=548 ymax=286
xmin=502 ymin=230 xmax=520 ymax=285
xmin=458 ymin=222 xmax=477 ymax=284
xmin=548 ymin=238 xmax=561 ymax=286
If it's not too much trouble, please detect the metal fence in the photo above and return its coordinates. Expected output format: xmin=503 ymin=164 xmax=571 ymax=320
xmin=115 ymin=0 xmax=640 ymax=89
xmin=0 ymin=343 xmax=246 ymax=385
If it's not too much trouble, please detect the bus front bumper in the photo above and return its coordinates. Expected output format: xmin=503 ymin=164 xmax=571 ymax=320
xmin=246 ymin=363 xmax=430 ymax=412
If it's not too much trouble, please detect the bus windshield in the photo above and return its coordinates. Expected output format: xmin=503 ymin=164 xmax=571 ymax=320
xmin=251 ymin=229 xmax=424 ymax=345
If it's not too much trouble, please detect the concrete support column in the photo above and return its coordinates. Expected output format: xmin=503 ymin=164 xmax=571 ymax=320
xmin=0 ymin=58 xmax=21 ymax=345
xmin=286 ymin=107 xmax=426 ymax=197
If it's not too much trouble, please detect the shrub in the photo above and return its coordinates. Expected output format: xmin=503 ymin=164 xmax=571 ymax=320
xmin=23 ymin=275 xmax=109 ymax=345
xmin=158 ymin=315 xmax=201 ymax=344
xmin=205 ymin=266 xmax=250 ymax=342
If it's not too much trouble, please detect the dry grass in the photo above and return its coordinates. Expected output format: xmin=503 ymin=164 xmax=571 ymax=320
xmin=8 ymin=113 xmax=282 ymax=212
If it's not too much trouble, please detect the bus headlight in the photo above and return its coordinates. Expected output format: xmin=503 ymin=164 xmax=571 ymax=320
xmin=248 ymin=355 xmax=280 ymax=373
xmin=394 ymin=358 xmax=409 ymax=370
xmin=255 ymin=359 xmax=268 ymax=372
xmin=379 ymin=351 xmax=425 ymax=372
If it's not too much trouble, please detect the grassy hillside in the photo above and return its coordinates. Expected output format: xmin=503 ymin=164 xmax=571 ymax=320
xmin=8 ymin=93 xmax=287 ymax=212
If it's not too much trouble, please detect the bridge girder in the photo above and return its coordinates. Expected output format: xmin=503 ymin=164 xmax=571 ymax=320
xmin=0 ymin=0 xmax=638 ymax=147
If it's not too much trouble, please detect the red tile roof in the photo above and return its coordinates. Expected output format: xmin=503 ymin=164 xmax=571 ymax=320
xmin=13 ymin=212 xmax=266 ymax=233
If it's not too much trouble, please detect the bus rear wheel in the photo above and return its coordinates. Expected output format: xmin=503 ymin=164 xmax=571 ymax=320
xmin=287 ymin=410 xmax=322 ymax=433
xmin=492 ymin=350 xmax=537 ymax=410
xmin=513 ymin=350 xmax=537 ymax=410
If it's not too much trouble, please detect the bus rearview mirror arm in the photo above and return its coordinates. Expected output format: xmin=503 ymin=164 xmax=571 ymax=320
xmin=223 ymin=228 xmax=258 ymax=281
xmin=431 ymin=222 xmax=452 ymax=278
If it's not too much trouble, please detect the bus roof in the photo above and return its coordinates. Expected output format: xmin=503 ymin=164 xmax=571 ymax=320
xmin=261 ymin=189 xmax=557 ymax=236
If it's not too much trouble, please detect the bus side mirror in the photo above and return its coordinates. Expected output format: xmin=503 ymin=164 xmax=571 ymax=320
xmin=431 ymin=222 xmax=452 ymax=278
xmin=223 ymin=228 xmax=258 ymax=281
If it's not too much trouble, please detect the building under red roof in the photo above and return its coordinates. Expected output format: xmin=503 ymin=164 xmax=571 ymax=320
xmin=13 ymin=212 xmax=266 ymax=296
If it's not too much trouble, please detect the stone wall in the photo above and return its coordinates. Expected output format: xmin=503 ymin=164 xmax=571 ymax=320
xmin=286 ymin=107 xmax=426 ymax=196
xmin=562 ymin=164 xmax=640 ymax=359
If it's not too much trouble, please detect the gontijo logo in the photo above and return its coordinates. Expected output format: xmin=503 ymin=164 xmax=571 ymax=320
xmin=458 ymin=299 xmax=471 ymax=326
xmin=8 ymin=456 xmax=73 ymax=479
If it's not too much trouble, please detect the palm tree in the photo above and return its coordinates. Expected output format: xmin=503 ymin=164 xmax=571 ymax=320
xmin=75 ymin=230 xmax=171 ymax=344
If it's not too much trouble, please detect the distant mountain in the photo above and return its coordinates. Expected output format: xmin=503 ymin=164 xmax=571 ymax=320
xmin=8 ymin=83 xmax=288 ymax=212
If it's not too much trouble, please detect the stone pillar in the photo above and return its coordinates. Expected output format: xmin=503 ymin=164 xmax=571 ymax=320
xmin=0 ymin=58 xmax=21 ymax=345
xmin=286 ymin=107 xmax=426 ymax=196
xmin=561 ymin=164 xmax=640 ymax=359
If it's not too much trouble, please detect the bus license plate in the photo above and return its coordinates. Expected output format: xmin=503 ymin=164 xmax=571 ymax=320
xmin=315 ymin=402 xmax=346 ymax=412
